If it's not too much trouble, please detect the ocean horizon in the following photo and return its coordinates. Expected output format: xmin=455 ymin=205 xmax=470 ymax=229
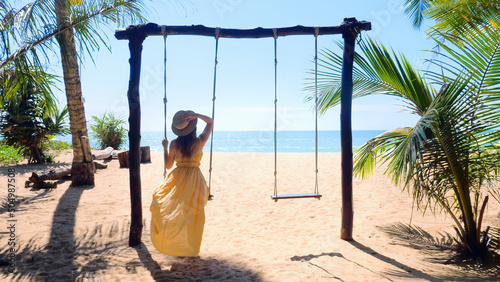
xmin=58 ymin=130 xmax=385 ymax=153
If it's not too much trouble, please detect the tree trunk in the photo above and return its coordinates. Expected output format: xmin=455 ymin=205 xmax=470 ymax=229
xmin=30 ymin=145 xmax=44 ymax=164
xmin=55 ymin=0 xmax=94 ymax=186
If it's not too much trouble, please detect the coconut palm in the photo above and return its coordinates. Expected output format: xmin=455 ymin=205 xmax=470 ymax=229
xmin=313 ymin=29 xmax=500 ymax=266
xmin=1 ymin=0 xmax=150 ymax=185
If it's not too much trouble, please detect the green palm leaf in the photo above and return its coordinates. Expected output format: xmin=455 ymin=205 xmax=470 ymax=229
xmin=314 ymin=38 xmax=435 ymax=116
xmin=1 ymin=0 xmax=150 ymax=69
xmin=403 ymin=0 xmax=432 ymax=28
xmin=426 ymin=0 xmax=500 ymax=36
xmin=313 ymin=31 xmax=500 ymax=262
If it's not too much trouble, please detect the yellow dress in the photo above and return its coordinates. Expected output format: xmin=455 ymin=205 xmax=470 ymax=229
xmin=150 ymin=142 xmax=208 ymax=256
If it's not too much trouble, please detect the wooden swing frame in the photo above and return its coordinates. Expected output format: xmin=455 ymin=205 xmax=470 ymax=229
xmin=114 ymin=18 xmax=371 ymax=247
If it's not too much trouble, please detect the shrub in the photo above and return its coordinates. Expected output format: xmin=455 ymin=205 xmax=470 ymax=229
xmin=90 ymin=113 xmax=128 ymax=150
xmin=0 ymin=144 xmax=23 ymax=165
xmin=42 ymin=139 xmax=72 ymax=153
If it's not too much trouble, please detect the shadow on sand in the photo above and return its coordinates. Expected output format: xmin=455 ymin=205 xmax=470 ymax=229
xmin=0 ymin=183 xmax=93 ymax=281
xmin=377 ymin=222 xmax=500 ymax=280
xmin=134 ymin=243 xmax=263 ymax=281
xmin=0 ymin=179 xmax=261 ymax=281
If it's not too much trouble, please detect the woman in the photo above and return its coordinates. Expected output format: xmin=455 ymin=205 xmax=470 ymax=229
xmin=150 ymin=110 xmax=213 ymax=257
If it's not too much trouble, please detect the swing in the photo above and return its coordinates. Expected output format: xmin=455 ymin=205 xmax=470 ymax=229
xmin=161 ymin=26 xmax=218 ymax=200
xmin=117 ymin=21 xmax=372 ymax=245
xmin=271 ymin=27 xmax=322 ymax=201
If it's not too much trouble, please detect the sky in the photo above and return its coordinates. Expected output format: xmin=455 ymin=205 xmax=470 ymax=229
xmin=21 ymin=0 xmax=435 ymax=132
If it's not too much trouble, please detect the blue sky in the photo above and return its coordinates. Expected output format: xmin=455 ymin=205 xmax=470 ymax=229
xmin=44 ymin=0 xmax=434 ymax=131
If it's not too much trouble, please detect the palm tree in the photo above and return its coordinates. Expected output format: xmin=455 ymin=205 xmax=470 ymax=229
xmin=1 ymin=0 xmax=149 ymax=185
xmin=313 ymin=30 xmax=500 ymax=266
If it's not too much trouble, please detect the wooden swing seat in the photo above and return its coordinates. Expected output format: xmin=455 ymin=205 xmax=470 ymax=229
xmin=271 ymin=193 xmax=322 ymax=201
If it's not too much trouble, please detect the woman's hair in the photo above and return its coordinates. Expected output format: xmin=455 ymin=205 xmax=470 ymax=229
xmin=176 ymin=128 xmax=197 ymax=158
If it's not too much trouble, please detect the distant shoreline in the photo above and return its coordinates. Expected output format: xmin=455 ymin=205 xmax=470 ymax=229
xmin=56 ymin=130 xmax=386 ymax=153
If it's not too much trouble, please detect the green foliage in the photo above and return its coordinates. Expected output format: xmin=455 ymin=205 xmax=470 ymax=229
xmin=42 ymin=139 xmax=72 ymax=153
xmin=403 ymin=0 xmax=432 ymax=28
xmin=90 ymin=112 xmax=127 ymax=150
xmin=313 ymin=34 xmax=500 ymax=265
xmin=0 ymin=144 xmax=23 ymax=165
xmin=0 ymin=67 xmax=70 ymax=164
xmin=43 ymin=154 xmax=54 ymax=163
xmin=0 ymin=0 xmax=150 ymax=69
xmin=403 ymin=0 xmax=500 ymax=36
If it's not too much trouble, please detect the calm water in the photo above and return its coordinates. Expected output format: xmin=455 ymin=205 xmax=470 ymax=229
xmin=58 ymin=130 xmax=385 ymax=153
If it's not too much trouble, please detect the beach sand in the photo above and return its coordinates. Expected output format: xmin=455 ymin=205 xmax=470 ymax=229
xmin=0 ymin=150 xmax=499 ymax=281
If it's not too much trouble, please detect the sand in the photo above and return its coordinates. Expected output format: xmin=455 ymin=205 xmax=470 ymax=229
xmin=0 ymin=150 xmax=499 ymax=281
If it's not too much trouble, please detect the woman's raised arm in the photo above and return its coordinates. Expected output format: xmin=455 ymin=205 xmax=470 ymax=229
xmin=183 ymin=113 xmax=213 ymax=143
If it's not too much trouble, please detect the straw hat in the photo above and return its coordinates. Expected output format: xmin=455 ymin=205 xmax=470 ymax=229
xmin=171 ymin=110 xmax=197 ymax=136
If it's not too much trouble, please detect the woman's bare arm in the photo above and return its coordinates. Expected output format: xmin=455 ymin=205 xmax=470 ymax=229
xmin=163 ymin=138 xmax=176 ymax=169
xmin=183 ymin=113 xmax=213 ymax=144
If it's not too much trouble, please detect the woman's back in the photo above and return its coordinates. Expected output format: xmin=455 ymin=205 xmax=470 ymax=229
xmin=174 ymin=138 xmax=204 ymax=167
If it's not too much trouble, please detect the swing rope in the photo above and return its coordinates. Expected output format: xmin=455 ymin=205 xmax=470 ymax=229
xmin=271 ymin=27 xmax=322 ymax=201
xmin=273 ymin=28 xmax=278 ymax=198
xmin=208 ymin=27 xmax=220 ymax=200
xmin=162 ymin=26 xmax=168 ymax=178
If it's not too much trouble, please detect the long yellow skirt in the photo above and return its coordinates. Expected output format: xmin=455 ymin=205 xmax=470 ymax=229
xmin=150 ymin=165 xmax=208 ymax=256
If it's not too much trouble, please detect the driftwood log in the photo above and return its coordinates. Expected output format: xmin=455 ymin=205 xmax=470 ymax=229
xmin=25 ymin=180 xmax=58 ymax=189
xmin=34 ymin=180 xmax=58 ymax=189
xmin=92 ymin=147 xmax=114 ymax=160
xmin=94 ymin=161 xmax=108 ymax=169
xmin=118 ymin=146 xmax=151 ymax=168
xmin=29 ymin=168 xmax=71 ymax=183
xmin=28 ymin=168 xmax=71 ymax=189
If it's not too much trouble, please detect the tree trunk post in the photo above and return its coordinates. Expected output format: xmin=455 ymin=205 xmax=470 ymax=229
xmin=126 ymin=27 xmax=146 ymax=247
xmin=340 ymin=18 xmax=360 ymax=241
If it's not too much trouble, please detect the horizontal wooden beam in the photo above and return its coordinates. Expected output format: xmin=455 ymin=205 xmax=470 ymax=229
xmin=115 ymin=18 xmax=371 ymax=40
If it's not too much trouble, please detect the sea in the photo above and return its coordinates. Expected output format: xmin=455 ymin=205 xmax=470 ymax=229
xmin=57 ymin=130 xmax=385 ymax=153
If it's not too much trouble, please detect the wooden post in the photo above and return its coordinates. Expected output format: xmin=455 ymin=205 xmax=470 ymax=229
xmin=126 ymin=26 xmax=146 ymax=247
xmin=79 ymin=136 xmax=93 ymax=162
xmin=340 ymin=18 xmax=359 ymax=241
xmin=118 ymin=151 xmax=130 ymax=168
xmin=140 ymin=146 xmax=151 ymax=163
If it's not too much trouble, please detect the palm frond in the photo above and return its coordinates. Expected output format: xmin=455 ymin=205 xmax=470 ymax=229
xmin=0 ymin=58 xmax=58 ymax=116
xmin=312 ymin=38 xmax=435 ymax=116
xmin=353 ymin=127 xmax=413 ymax=179
xmin=426 ymin=0 xmax=500 ymax=36
xmin=403 ymin=0 xmax=433 ymax=28
xmin=0 ymin=0 xmax=150 ymax=69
